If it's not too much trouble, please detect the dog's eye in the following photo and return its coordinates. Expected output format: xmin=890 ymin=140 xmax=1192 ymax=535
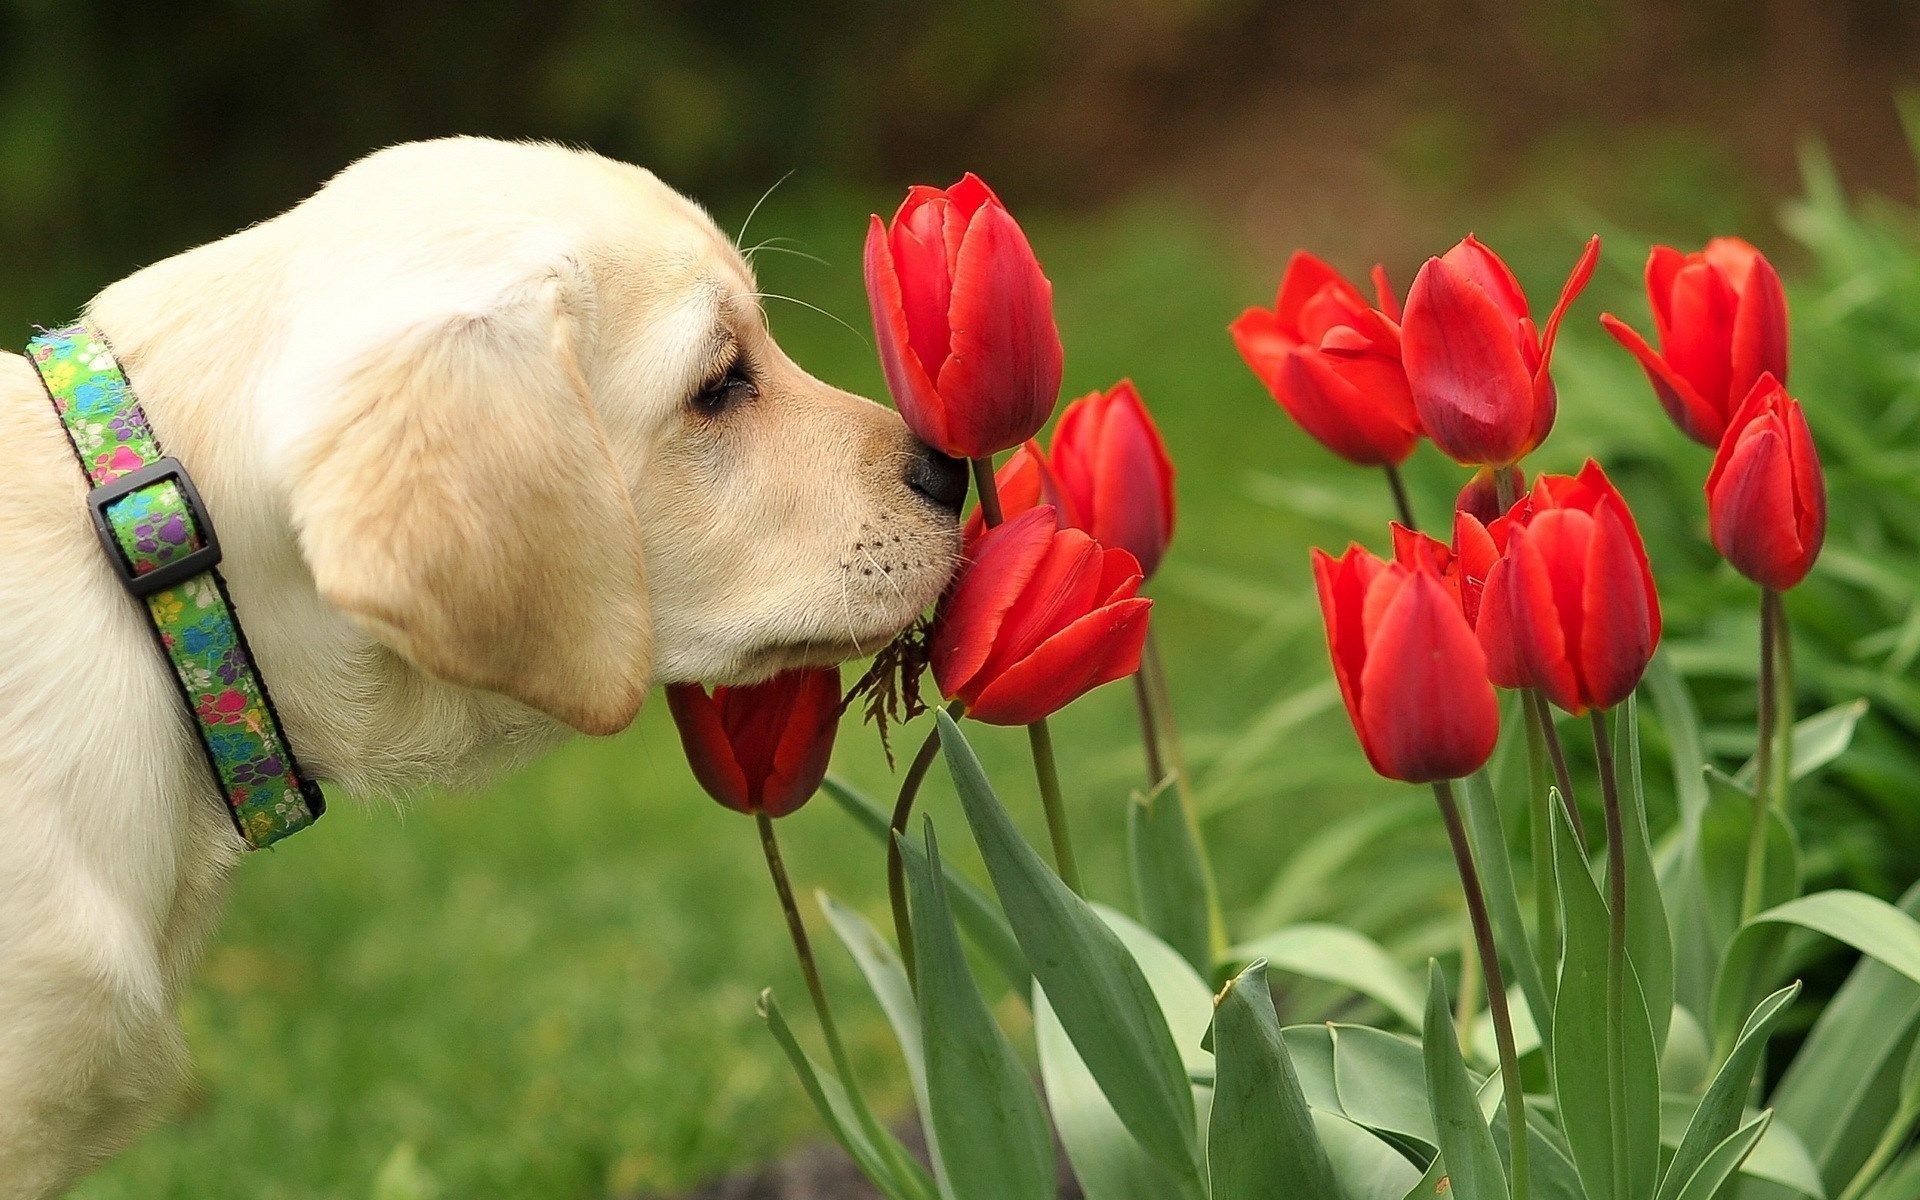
xmin=691 ymin=360 xmax=758 ymax=416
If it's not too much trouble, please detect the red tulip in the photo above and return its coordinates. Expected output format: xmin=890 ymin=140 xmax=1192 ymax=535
xmin=864 ymin=174 xmax=1064 ymax=459
xmin=1482 ymin=461 xmax=1661 ymax=714
xmin=1046 ymin=380 xmax=1177 ymax=578
xmin=1230 ymin=252 xmax=1420 ymax=466
xmin=1706 ymin=375 xmax=1826 ymax=591
xmin=1401 ymin=235 xmax=1600 ymax=468
xmin=1601 ymin=238 xmax=1789 ymax=446
xmin=931 ymin=506 xmax=1152 ymax=725
xmin=962 ymin=440 xmax=1070 ymax=544
xmin=1312 ymin=544 xmax=1500 ymax=783
xmin=666 ymin=667 xmax=843 ymax=818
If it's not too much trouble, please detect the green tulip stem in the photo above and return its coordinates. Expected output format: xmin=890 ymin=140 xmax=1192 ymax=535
xmin=757 ymin=810 xmax=857 ymax=1106
xmin=967 ymin=453 xmax=1087 ymax=894
xmin=969 ymin=455 xmax=1005 ymax=526
xmin=1384 ymin=463 xmax=1417 ymax=530
xmin=1141 ymin=629 xmax=1229 ymax=960
xmin=1132 ymin=667 xmax=1168 ymax=787
xmin=1432 ymin=777 xmax=1530 ymax=1200
xmin=1590 ymin=709 xmax=1630 ymax=1200
xmin=1521 ymin=695 xmax=1562 ymax=987
xmin=1028 ymin=717 xmax=1083 ymax=893
xmin=1742 ymin=589 xmax=1782 ymax=923
xmin=886 ymin=700 xmax=966 ymax=989
xmin=1529 ymin=690 xmax=1588 ymax=851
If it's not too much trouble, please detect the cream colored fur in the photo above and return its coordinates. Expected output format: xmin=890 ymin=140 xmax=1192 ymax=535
xmin=0 ymin=137 xmax=957 ymax=1196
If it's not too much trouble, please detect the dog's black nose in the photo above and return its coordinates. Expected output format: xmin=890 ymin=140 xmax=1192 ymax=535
xmin=904 ymin=443 xmax=969 ymax=514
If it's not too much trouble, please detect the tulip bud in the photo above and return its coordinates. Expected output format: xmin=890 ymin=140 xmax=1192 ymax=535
xmin=1230 ymin=251 xmax=1420 ymax=467
xmin=1483 ymin=461 xmax=1661 ymax=714
xmin=864 ymin=174 xmax=1064 ymax=459
xmin=1047 ymin=380 xmax=1177 ymax=578
xmin=1312 ymin=544 xmax=1500 ymax=783
xmin=1402 ymin=235 xmax=1599 ymax=468
xmin=666 ymin=667 xmax=843 ymax=818
xmin=931 ymin=507 xmax=1152 ymax=725
xmin=1602 ymin=238 xmax=1789 ymax=446
xmin=1705 ymin=375 xmax=1826 ymax=591
xmin=1455 ymin=466 xmax=1525 ymax=526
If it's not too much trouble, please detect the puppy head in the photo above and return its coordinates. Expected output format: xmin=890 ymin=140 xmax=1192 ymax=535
xmin=282 ymin=139 xmax=961 ymax=736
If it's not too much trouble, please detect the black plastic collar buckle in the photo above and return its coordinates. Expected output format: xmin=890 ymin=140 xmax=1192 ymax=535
xmin=86 ymin=457 xmax=223 ymax=599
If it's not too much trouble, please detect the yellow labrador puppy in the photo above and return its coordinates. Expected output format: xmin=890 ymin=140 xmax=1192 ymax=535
xmin=0 ymin=137 xmax=963 ymax=1197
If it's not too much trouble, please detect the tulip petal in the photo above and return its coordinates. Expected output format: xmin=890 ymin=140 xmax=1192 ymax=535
xmin=665 ymin=684 xmax=753 ymax=813
xmin=893 ymin=198 xmax=958 ymax=376
xmin=1277 ymin=346 xmax=1419 ymax=466
xmin=1403 ymin=257 xmax=1536 ymax=466
xmin=1371 ymin=263 xmax=1400 ymax=322
xmin=966 ymin=597 xmax=1153 ymax=725
xmin=1600 ymin=313 xmax=1725 ymax=445
xmin=1356 ymin=566 xmax=1499 ymax=782
xmin=762 ymin=669 xmax=843 ymax=817
xmin=1313 ymin=546 xmax=1387 ymax=759
xmin=1730 ymin=251 xmax=1790 ymax=397
xmin=1474 ymin=556 xmax=1530 ymax=688
xmin=1229 ymin=306 xmax=1296 ymax=392
xmin=1710 ymin=424 xmax=1806 ymax=591
xmin=1072 ymin=382 xmax=1175 ymax=576
xmin=1506 ymin=520 xmax=1586 ymax=713
xmin=1535 ymin=235 xmax=1600 ymax=377
xmin=1441 ymin=236 xmax=1530 ymax=327
xmin=1646 ymin=245 xmax=1687 ymax=345
xmin=864 ymin=216 xmax=950 ymax=450
xmin=1664 ymin=260 xmax=1739 ymax=420
xmin=1783 ymin=398 xmax=1827 ymax=575
xmin=1275 ymin=251 xmax=1356 ymax=333
xmin=936 ymin=202 xmax=1064 ymax=457
xmin=971 ymin=527 xmax=1109 ymax=686
xmin=931 ymin=507 xmax=1058 ymax=698
xmin=1579 ymin=499 xmax=1659 ymax=710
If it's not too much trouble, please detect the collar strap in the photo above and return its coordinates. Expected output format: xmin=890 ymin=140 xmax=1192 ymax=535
xmin=28 ymin=325 xmax=323 ymax=848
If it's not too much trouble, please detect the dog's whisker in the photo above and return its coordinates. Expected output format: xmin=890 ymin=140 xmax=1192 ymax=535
xmin=739 ymin=291 xmax=869 ymax=348
xmin=735 ymin=170 xmax=795 ymax=251
xmin=741 ymin=242 xmax=832 ymax=268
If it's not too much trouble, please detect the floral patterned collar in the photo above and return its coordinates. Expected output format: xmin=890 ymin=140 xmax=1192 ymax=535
xmin=28 ymin=325 xmax=323 ymax=849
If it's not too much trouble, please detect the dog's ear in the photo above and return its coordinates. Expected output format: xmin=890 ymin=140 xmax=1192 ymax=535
xmin=289 ymin=262 xmax=651 ymax=735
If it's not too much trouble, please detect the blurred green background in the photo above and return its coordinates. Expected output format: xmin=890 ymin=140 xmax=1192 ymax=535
xmin=4 ymin=1 xmax=1919 ymax=1196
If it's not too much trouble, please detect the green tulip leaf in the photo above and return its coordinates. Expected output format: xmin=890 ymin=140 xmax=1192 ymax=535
xmin=1037 ymin=905 xmax=1213 ymax=1200
xmin=1227 ymin=923 xmax=1425 ymax=1028
xmin=1762 ymin=880 xmax=1920 ymax=1193
xmin=758 ymin=989 xmax=937 ymax=1200
xmin=1126 ymin=780 xmax=1221 ymax=979
xmin=1620 ymin=693 xmax=1676 ymax=1051
xmin=1422 ymin=962 xmax=1509 ymax=1200
xmin=899 ymin=825 xmax=1054 ymax=1200
xmin=1655 ymin=982 xmax=1799 ymax=1200
xmin=1714 ymin=891 xmax=1920 ymax=1058
xmin=1314 ymin=1110 xmax=1425 ymax=1200
xmin=1207 ymin=961 xmax=1343 ymax=1200
xmin=1551 ymin=800 xmax=1662 ymax=1200
xmin=818 ymin=894 xmax=945 ymax=1195
xmin=1730 ymin=699 xmax=1870 ymax=790
xmin=1459 ymin=770 xmax=1553 ymax=1047
xmin=1668 ymin=1112 xmax=1774 ymax=1200
xmin=821 ymin=775 xmax=1030 ymax=993
xmin=937 ymin=710 xmax=1202 ymax=1184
